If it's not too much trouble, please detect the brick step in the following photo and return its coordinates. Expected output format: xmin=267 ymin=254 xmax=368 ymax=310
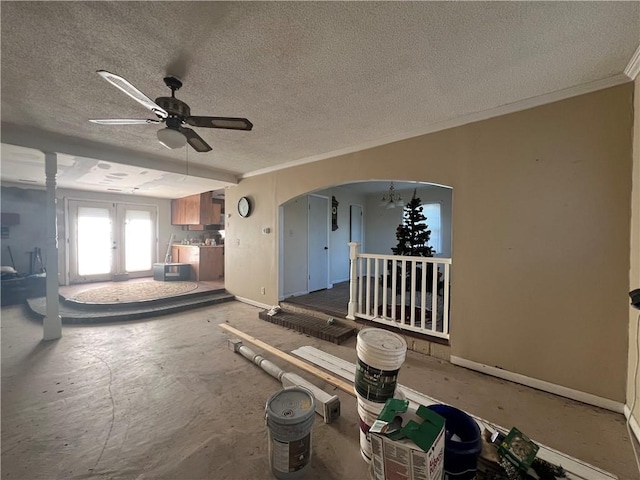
xmin=258 ymin=309 xmax=356 ymax=344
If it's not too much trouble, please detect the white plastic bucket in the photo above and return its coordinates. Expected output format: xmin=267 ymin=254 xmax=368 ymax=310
xmin=355 ymin=328 xmax=407 ymax=403
xmin=359 ymin=427 xmax=372 ymax=462
xmin=357 ymin=387 xmax=406 ymax=429
xmin=357 ymin=387 xmax=406 ymax=464
xmin=265 ymin=387 xmax=316 ymax=480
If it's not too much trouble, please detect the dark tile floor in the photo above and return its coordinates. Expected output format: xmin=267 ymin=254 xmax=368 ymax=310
xmin=283 ymin=281 xmax=350 ymax=318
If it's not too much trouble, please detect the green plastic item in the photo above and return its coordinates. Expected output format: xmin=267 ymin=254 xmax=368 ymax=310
xmin=400 ymin=405 xmax=446 ymax=453
xmin=497 ymin=427 xmax=540 ymax=472
xmin=369 ymin=399 xmax=446 ymax=453
xmin=369 ymin=398 xmax=410 ymax=436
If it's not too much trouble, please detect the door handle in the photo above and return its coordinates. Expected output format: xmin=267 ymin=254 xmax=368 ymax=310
xmin=324 ymin=246 xmax=328 ymax=250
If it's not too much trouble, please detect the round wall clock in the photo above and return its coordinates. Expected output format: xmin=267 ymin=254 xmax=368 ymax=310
xmin=238 ymin=196 xmax=252 ymax=218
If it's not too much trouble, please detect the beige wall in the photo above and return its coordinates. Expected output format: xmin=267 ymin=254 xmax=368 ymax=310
xmin=226 ymin=84 xmax=634 ymax=402
xmin=629 ymin=78 xmax=640 ymax=422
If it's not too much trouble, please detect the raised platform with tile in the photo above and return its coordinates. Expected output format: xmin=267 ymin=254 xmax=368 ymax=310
xmin=25 ymin=279 xmax=233 ymax=323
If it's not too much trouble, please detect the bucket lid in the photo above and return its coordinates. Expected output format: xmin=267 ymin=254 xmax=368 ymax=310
xmin=357 ymin=328 xmax=407 ymax=355
xmin=266 ymin=387 xmax=315 ymax=425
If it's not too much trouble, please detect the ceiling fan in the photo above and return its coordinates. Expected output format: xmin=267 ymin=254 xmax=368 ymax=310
xmin=89 ymin=70 xmax=253 ymax=152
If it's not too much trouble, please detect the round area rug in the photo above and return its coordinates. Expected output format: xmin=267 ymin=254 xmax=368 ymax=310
xmin=70 ymin=281 xmax=199 ymax=304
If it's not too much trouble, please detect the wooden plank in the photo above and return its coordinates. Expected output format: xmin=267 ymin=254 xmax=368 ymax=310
xmin=218 ymin=324 xmax=356 ymax=397
xmin=291 ymin=346 xmax=618 ymax=480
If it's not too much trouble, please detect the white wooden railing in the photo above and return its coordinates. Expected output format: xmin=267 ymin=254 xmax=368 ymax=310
xmin=346 ymin=242 xmax=451 ymax=340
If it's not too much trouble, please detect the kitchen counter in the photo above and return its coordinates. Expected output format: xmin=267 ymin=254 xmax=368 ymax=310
xmin=170 ymin=245 xmax=224 ymax=281
xmin=173 ymin=244 xmax=224 ymax=248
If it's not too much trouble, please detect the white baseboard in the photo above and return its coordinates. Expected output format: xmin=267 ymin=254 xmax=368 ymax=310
xmin=624 ymin=405 xmax=640 ymax=444
xmin=450 ymin=356 xmax=625 ymax=414
xmin=234 ymin=296 xmax=272 ymax=310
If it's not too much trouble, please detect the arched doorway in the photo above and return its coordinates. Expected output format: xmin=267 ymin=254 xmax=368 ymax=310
xmin=278 ymin=181 xmax=452 ymax=303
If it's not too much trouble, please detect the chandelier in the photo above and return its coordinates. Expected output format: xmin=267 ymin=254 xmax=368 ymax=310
xmin=379 ymin=182 xmax=404 ymax=209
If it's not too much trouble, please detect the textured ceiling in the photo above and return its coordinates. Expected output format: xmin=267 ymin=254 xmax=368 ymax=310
xmin=1 ymin=2 xmax=639 ymax=197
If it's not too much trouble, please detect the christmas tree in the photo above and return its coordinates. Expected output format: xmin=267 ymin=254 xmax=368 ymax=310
xmin=391 ymin=189 xmax=434 ymax=257
xmin=390 ymin=189 xmax=437 ymax=294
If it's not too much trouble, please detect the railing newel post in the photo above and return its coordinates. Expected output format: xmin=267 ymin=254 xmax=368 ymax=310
xmin=347 ymin=242 xmax=360 ymax=320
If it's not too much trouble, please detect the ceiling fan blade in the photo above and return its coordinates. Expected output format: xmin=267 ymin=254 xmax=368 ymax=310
xmin=185 ymin=116 xmax=253 ymax=131
xmin=179 ymin=127 xmax=212 ymax=152
xmin=89 ymin=118 xmax=161 ymax=125
xmin=97 ymin=70 xmax=168 ymax=119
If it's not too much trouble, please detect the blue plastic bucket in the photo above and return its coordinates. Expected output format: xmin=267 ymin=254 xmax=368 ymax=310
xmin=426 ymin=404 xmax=482 ymax=480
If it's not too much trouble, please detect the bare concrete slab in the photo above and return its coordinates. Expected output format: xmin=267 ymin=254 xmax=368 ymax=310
xmin=1 ymin=302 xmax=638 ymax=479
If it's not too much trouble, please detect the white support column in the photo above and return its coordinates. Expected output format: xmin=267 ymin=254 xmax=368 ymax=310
xmin=347 ymin=242 xmax=360 ymax=319
xmin=43 ymin=152 xmax=61 ymax=341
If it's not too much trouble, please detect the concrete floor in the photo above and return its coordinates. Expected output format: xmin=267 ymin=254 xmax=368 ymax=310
xmin=1 ymin=301 xmax=638 ymax=479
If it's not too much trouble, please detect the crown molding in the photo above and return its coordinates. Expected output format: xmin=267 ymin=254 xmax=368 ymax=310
xmin=241 ymin=73 xmax=631 ymax=180
xmin=624 ymin=43 xmax=640 ymax=80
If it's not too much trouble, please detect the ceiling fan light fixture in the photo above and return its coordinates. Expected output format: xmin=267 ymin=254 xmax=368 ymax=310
xmin=91 ymin=70 xmax=251 ymax=152
xmin=157 ymin=127 xmax=187 ymax=149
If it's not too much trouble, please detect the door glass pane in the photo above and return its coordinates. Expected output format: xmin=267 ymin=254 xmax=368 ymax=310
xmin=124 ymin=209 xmax=152 ymax=272
xmin=78 ymin=207 xmax=112 ymax=276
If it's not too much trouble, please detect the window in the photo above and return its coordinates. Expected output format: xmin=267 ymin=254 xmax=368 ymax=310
xmin=421 ymin=203 xmax=441 ymax=254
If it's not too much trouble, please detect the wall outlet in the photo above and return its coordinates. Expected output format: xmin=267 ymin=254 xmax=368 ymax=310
xmin=261 ymin=287 xmax=266 ymax=295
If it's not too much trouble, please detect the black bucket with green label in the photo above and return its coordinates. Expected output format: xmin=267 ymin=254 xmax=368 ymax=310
xmin=265 ymin=387 xmax=316 ymax=479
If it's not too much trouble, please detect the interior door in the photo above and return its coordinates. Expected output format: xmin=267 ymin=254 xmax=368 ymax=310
xmin=350 ymin=204 xmax=363 ymax=246
xmin=68 ymin=200 xmax=157 ymax=283
xmin=308 ymin=195 xmax=329 ymax=292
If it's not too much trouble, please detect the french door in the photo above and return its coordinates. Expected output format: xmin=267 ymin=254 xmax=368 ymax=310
xmin=68 ymin=200 xmax=157 ymax=283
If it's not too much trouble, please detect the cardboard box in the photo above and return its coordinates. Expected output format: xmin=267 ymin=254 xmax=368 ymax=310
xmin=369 ymin=399 xmax=445 ymax=480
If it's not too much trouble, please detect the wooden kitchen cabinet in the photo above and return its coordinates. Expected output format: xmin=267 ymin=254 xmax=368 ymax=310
xmin=199 ymin=246 xmax=224 ymax=280
xmin=170 ymin=246 xmax=183 ymax=263
xmin=171 ymin=191 xmax=221 ymax=226
xmin=170 ymin=245 xmax=224 ymax=281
